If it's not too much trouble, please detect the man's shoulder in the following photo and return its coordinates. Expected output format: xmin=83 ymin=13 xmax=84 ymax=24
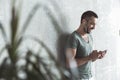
xmin=70 ymin=31 xmax=78 ymax=36
xmin=68 ymin=31 xmax=78 ymax=39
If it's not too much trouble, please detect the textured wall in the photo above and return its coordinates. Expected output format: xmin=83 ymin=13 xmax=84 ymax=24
xmin=0 ymin=0 xmax=120 ymax=80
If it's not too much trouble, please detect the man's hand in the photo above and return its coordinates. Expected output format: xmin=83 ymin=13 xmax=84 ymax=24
xmin=89 ymin=50 xmax=107 ymax=62
xmin=98 ymin=50 xmax=107 ymax=59
xmin=89 ymin=50 xmax=99 ymax=61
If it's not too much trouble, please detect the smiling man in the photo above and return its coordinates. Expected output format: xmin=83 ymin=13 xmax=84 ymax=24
xmin=66 ymin=11 xmax=107 ymax=80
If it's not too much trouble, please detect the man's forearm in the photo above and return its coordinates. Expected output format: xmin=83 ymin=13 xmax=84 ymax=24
xmin=66 ymin=56 xmax=93 ymax=68
xmin=75 ymin=56 xmax=92 ymax=66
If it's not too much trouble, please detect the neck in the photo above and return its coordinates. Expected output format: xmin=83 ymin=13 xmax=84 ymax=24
xmin=76 ymin=25 xmax=87 ymax=36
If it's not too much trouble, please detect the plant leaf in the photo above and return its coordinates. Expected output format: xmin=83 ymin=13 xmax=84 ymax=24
xmin=0 ymin=23 xmax=7 ymax=42
xmin=0 ymin=46 xmax=6 ymax=57
xmin=20 ymin=4 xmax=40 ymax=37
xmin=43 ymin=5 xmax=63 ymax=34
xmin=10 ymin=6 xmax=19 ymax=45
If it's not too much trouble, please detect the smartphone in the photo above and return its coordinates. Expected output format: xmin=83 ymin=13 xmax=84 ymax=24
xmin=102 ymin=50 xmax=107 ymax=55
xmin=103 ymin=50 xmax=107 ymax=53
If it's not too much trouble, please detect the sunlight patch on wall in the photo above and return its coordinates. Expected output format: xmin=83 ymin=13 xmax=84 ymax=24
xmin=108 ymin=3 xmax=120 ymax=79
xmin=108 ymin=7 xmax=120 ymax=36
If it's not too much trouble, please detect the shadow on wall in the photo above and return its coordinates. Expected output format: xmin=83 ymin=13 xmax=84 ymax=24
xmin=57 ymin=33 xmax=70 ymax=68
xmin=43 ymin=0 xmax=70 ymax=68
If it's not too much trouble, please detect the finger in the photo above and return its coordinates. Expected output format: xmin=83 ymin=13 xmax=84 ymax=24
xmin=93 ymin=50 xmax=98 ymax=52
xmin=98 ymin=51 xmax=102 ymax=54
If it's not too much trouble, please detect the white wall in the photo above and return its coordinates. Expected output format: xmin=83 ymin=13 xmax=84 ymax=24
xmin=0 ymin=0 xmax=120 ymax=80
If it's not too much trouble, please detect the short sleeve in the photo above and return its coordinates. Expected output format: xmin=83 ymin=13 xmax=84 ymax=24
xmin=66 ymin=34 xmax=78 ymax=48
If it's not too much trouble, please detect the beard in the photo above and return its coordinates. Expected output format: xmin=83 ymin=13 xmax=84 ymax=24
xmin=84 ymin=26 xmax=90 ymax=34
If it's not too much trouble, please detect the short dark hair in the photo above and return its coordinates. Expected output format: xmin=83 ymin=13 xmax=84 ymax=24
xmin=81 ymin=10 xmax=98 ymax=23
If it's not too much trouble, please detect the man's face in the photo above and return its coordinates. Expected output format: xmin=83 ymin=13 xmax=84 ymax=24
xmin=84 ymin=16 xmax=97 ymax=33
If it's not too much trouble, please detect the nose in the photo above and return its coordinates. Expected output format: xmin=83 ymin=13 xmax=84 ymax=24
xmin=91 ymin=25 xmax=95 ymax=29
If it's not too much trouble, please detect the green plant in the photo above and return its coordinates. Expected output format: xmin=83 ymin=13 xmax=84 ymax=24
xmin=0 ymin=0 xmax=41 ymax=79
xmin=0 ymin=0 xmax=70 ymax=80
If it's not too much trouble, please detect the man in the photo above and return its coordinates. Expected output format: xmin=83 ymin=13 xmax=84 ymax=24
xmin=66 ymin=11 xmax=107 ymax=80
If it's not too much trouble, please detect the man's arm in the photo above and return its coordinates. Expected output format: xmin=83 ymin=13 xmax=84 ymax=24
xmin=66 ymin=48 xmax=92 ymax=68
xmin=66 ymin=48 xmax=101 ymax=68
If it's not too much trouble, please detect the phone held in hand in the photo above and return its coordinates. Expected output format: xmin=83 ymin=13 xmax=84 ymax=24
xmin=103 ymin=50 xmax=107 ymax=53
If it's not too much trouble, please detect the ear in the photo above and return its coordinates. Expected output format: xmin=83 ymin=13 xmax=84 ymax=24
xmin=81 ymin=19 xmax=86 ymax=24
